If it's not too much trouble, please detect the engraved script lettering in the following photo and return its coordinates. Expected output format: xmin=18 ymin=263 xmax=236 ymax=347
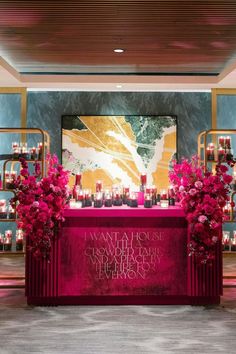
xmin=84 ymin=230 xmax=164 ymax=280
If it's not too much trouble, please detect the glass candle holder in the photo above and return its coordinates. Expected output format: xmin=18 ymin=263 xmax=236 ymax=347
xmin=140 ymin=174 xmax=147 ymax=192
xmin=218 ymin=147 xmax=225 ymax=162
xmin=13 ymin=147 xmax=20 ymax=159
xmin=144 ymin=194 xmax=152 ymax=208
xmin=218 ymin=136 xmax=225 ymax=148
xmin=232 ymin=171 xmax=236 ymax=191
xmin=123 ymin=187 xmax=130 ymax=204
xmin=12 ymin=142 xmax=19 ymax=150
xmin=75 ymin=173 xmax=82 ymax=187
xmin=223 ymin=203 xmax=231 ymax=221
xmin=225 ymin=136 xmax=231 ymax=148
xmin=69 ymin=198 xmax=77 ymax=209
xmin=84 ymin=189 xmax=92 ymax=207
xmin=160 ymin=189 xmax=168 ymax=200
xmin=77 ymin=193 xmax=85 ymax=208
xmin=30 ymin=147 xmax=37 ymax=160
xmin=0 ymin=207 xmax=7 ymax=219
xmin=4 ymin=230 xmax=12 ymax=251
xmin=113 ymin=190 xmax=122 ymax=206
xmin=104 ymin=191 xmax=113 ymax=207
xmin=0 ymin=233 xmax=3 ymax=251
xmin=16 ymin=229 xmax=24 ymax=252
xmin=94 ymin=192 xmax=103 ymax=208
xmin=8 ymin=205 xmax=16 ymax=219
xmin=206 ymin=144 xmax=215 ymax=161
xmin=160 ymin=199 xmax=169 ymax=208
xmin=129 ymin=193 xmax=138 ymax=208
xmin=96 ymin=180 xmax=103 ymax=193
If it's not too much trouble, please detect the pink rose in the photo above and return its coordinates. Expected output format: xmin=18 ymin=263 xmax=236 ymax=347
xmin=212 ymin=236 xmax=218 ymax=243
xmin=194 ymin=181 xmax=203 ymax=189
xmin=179 ymin=185 xmax=185 ymax=192
xmin=198 ymin=215 xmax=208 ymax=223
xmin=189 ymin=188 xmax=197 ymax=196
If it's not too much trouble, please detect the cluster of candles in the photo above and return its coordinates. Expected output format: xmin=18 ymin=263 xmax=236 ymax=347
xmin=222 ymin=231 xmax=236 ymax=252
xmin=223 ymin=201 xmax=236 ymax=221
xmin=4 ymin=171 xmax=17 ymax=189
xmin=206 ymin=136 xmax=233 ymax=162
xmin=0 ymin=229 xmax=24 ymax=252
xmin=70 ymin=174 xmax=175 ymax=209
xmin=0 ymin=199 xmax=16 ymax=219
xmin=12 ymin=142 xmax=43 ymax=160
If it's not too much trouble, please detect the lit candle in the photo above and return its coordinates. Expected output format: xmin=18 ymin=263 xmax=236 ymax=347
xmin=4 ymin=230 xmax=12 ymax=251
xmin=94 ymin=192 xmax=103 ymax=208
xmin=75 ymin=173 xmax=82 ymax=186
xmin=13 ymin=148 xmax=20 ymax=159
xmin=8 ymin=205 xmax=16 ymax=219
xmin=12 ymin=142 xmax=19 ymax=149
xmin=105 ymin=191 xmax=112 ymax=207
xmin=129 ymin=193 xmax=138 ymax=208
xmin=0 ymin=206 xmax=7 ymax=219
xmin=140 ymin=174 xmax=147 ymax=185
xmin=218 ymin=136 xmax=225 ymax=147
xmin=31 ymin=147 xmax=37 ymax=160
xmin=160 ymin=189 xmax=167 ymax=200
xmin=16 ymin=229 xmax=24 ymax=252
xmin=96 ymin=180 xmax=102 ymax=192
xmin=144 ymin=194 xmax=152 ymax=208
xmin=225 ymin=136 xmax=231 ymax=148
xmin=218 ymin=146 xmax=225 ymax=162
xmin=0 ymin=199 xmax=6 ymax=208
xmin=206 ymin=144 xmax=215 ymax=161
xmin=145 ymin=186 xmax=151 ymax=194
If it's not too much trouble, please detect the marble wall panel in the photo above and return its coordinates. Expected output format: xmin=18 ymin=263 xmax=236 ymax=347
xmin=27 ymin=92 xmax=211 ymax=161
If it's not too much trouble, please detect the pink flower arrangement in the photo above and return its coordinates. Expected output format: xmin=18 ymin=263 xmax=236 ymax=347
xmin=11 ymin=154 xmax=70 ymax=260
xmin=169 ymin=155 xmax=232 ymax=264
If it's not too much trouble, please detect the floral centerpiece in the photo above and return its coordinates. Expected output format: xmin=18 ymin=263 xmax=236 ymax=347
xmin=169 ymin=156 xmax=232 ymax=264
xmin=11 ymin=154 xmax=70 ymax=260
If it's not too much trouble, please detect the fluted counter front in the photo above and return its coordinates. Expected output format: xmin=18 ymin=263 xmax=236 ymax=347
xmin=26 ymin=206 xmax=222 ymax=305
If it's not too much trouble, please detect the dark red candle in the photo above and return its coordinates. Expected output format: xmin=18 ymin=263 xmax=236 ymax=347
xmin=75 ymin=173 xmax=82 ymax=185
xmin=140 ymin=174 xmax=147 ymax=185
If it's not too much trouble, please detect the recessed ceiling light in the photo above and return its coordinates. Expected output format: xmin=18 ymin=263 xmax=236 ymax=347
xmin=116 ymin=84 xmax=122 ymax=89
xmin=114 ymin=48 xmax=124 ymax=53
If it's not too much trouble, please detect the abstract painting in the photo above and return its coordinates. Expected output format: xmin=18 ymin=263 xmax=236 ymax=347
xmin=62 ymin=115 xmax=177 ymax=191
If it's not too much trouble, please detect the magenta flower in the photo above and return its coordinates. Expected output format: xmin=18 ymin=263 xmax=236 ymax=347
xmin=10 ymin=154 xmax=70 ymax=260
xmin=195 ymin=181 xmax=203 ymax=189
xmin=198 ymin=215 xmax=208 ymax=223
xmin=169 ymin=155 xmax=232 ymax=264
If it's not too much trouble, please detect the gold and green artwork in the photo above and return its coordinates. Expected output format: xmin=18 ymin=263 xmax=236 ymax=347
xmin=62 ymin=115 xmax=177 ymax=191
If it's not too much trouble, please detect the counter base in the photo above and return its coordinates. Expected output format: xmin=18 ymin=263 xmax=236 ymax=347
xmin=27 ymin=295 xmax=220 ymax=306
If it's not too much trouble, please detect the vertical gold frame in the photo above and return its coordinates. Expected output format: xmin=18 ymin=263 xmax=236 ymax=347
xmin=211 ymin=88 xmax=236 ymax=129
xmin=0 ymin=87 xmax=27 ymax=128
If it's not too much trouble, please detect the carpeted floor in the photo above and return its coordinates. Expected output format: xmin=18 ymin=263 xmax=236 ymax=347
xmin=0 ymin=254 xmax=236 ymax=354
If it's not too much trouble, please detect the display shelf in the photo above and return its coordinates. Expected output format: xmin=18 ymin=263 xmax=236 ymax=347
xmin=198 ymin=129 xmax=236 ymax=166
xmin=0 ymin=252 xmax=25 ymax=256
xmin=198 ymin=129 xmax=236 ymax=224
xmin=0 ymin=128 xmax=50 ymax=261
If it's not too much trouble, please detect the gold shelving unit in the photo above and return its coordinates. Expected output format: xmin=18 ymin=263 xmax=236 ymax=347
xmin=198 ymin=129 xmax=236 ymax=223
xmin=0 ymin=127 xmax=50 ymax=255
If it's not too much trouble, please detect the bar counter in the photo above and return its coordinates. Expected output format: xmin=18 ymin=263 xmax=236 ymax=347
xmin=26 ymin=206 xmax=222 ymax=305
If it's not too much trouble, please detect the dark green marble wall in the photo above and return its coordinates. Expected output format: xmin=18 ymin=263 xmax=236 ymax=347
xmin=27 ymin=91 xmax=211 ymax=160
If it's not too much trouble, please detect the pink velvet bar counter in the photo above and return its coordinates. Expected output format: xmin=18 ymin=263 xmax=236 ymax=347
xmin=26 ymin=206 xmax=222 ymax=305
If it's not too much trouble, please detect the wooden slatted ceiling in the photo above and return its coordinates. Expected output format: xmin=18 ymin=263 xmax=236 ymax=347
xmin=0 ymin=0 xmax=236 ymax=74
